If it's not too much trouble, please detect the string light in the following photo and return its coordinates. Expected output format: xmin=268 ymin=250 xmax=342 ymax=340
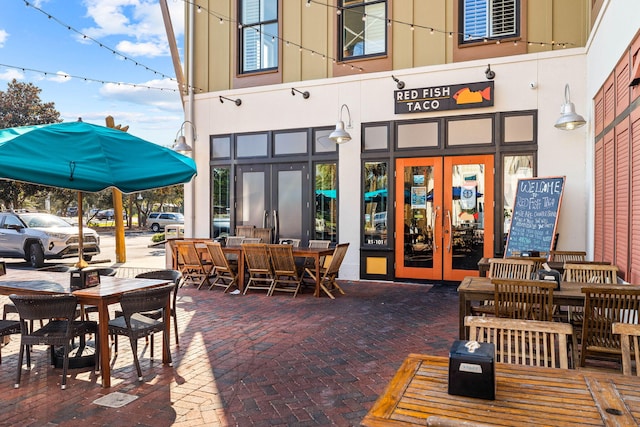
xmin=22 ymin=1 xmax=177 ymax=83
xmin=0 ymin=63 xmax=195 ymax=93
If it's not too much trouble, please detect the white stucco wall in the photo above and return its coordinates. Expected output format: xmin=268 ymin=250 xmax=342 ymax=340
xmin=188 ymin=49 xmax=589 ymax=280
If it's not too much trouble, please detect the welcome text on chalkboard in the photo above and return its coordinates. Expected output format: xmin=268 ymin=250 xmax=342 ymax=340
xmin=505 ymin=176 xmax=565 ymax=258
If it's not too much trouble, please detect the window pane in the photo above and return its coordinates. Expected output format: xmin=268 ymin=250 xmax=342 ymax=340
xmin=342 ymin=1 xmax=386 ymax=58
xmin=315 ymin=163 xmax=337 ymax=243
xmin=212 ymin=168 xmax=231 ymax=238
xmin=503 ymin=155 xmax=533 ymax=244
xmin=397 ymin=122 xmax=439 ymax=148
xmin=447 ymin=118 xmax=492 ymax=145
xmin=237 ymin=133 xmax=268 ymax=157
xmin=240 ymin=0 xmax=278 ymax=73
xmin=211 ymin=136 xmax=231 ymax=159
xmin=463 ymin=0 xmax=517 ymax=41
xmin=364 ymin=162 xmax=388 ymax=246
xmin=274 ymin=131 xmax=307 ymax=155
xmin=364 ymin=126 xmax=388 ymax=150
xmin=504 ymin=115 xmax=534 ymax=143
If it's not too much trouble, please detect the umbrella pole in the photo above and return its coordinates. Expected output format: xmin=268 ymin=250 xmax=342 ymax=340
xmin=75 ymin=192 xmax=89 ymax=269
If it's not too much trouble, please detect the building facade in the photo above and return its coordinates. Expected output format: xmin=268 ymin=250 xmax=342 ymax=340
xmin=175 ymin=0 xmax=640 ymax=283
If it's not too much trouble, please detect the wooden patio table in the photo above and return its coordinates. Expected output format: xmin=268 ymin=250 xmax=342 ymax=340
xmin=457 ymin=276 xmax=637 ymax=339
xmin=0 ymin=269 xmax=171 ymax=388
xmin=362 ymin=354 xmax=640 ymax=426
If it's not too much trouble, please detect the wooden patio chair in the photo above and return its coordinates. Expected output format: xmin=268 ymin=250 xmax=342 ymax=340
xmin=268 ymin=244 xmax=303 ymax=297
xmin=242 ymin=237 xmax=262 ymax=243
xmin=312 ymin=243 xmax=349 ymax=299
xmin=134 ymin=270 xmax=183 ymax=345
xmin=225 ymin=236 xmax=246 ymax=246
xmin=253 ymin=228 xmax=273 ymax=244
xmin=580 ymin=286 xmax=640 ymax=368
xmin=492 ymin=278 xmax=556 ymax=321
xmin=242 ymin=243 xmax=275 ymax=295
xmin=465 ymin=316 xmax=577 ymax=369
xmin=175 ymin=241 xmax=211 ymax=289
xmin=204 ymin=242 xmax=238 ymax=293
xmin=549 ymin=250 xmax=587 ymax=263
xmin=278 ymin=238 xmax=301 ymax=247
xmin=564 ymin=263 xmax=619 ymax=326
xmin=302 ymin=239 xmax=331 ymax=284
xmin=235 ymin=225 xmax=255 ymax=238
xmin=612 ymin=322 xmax=640 ymax=376
xmin=471 ymin=258 xmax=535 ymax=316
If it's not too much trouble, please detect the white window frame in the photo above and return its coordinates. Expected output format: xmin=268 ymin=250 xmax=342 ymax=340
xmin=462 ymin=0 xmax=518 ymax=43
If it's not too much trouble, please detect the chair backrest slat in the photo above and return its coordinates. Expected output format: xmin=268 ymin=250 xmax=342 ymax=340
xmin=549 ymin=250 xmax=587 ymax=262
xmin=491 ymin=278 xmax=555 ymax=321
xmin=612 ymin=322 xmax=640 ymax=376
xmin=465 ymin=316 xmax=576 ymax=369
xmin=268 ymin=244 xmax=297 ymax=275
xmin=242 ymin=243 xmax=273 ymax=273
xmin=581 ymin=286 xmax=640 ymax=367
xmin=564 ymin=263 xmax=618 ymax=283
xmin=308 ymin=240 xmax=331 ymax=249
xmin=488 ymin=258 xmax=534 ymax=280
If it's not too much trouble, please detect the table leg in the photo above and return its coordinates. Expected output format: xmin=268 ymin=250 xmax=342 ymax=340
xmin=459 ymin=293 xmax=471 ymax=340
xmin=314 ymin=254 xmax=321 ymax=297
xmin=163 ymin=294 xmax=171 ymax=363
xmin=237 ymin=253 xmax=245 ymax=292
xmin=98 ymin=301 xmax=111 ymax=388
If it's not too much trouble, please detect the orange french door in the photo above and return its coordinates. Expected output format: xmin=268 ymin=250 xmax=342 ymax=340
xmin=395 ymin=155 xmax=494 ymax=282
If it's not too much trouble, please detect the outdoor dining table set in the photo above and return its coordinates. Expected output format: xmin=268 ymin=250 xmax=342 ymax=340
xmin=0 ymin=267 xmax=175 ymax=389
xmin=364 ymin=253 xmax=640 ymax=426
xmin=170 ymin=238 xmax=349 ymax=299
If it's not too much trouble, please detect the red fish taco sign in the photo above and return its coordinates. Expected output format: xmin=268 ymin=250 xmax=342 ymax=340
xmin=394 ymin=81 xmax=494 ymax=114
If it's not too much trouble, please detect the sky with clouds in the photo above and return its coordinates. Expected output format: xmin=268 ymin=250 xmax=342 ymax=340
xmin=0 ymin=0 xmax=186 ymax=147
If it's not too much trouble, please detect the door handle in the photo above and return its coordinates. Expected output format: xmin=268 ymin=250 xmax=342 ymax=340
xmin=446 ymin=210 xmax=452 ymax=253
xmin=273 ymin=210 xmax=279 ymax=243
xmin=263 ymin=210 xmax=268 ymax=228
xmin=431 ymin=207 xmax=439 ymax=252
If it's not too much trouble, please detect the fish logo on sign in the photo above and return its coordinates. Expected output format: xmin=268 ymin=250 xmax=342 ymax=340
xmin=453 ymin=86 xmax=492 ymax=105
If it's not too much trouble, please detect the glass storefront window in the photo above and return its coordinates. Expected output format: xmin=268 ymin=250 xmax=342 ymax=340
xmin=315 ymin=163 xmax=337 ymax=243
xmin=364 ymin=161 xmax=388 ymax=246
xmin=212 ymin=167 xmax=231 ymax=238
xmin=503 ymin=154 xmax=534 ymax=246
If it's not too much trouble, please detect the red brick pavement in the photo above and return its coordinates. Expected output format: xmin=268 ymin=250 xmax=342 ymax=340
xmin=0 ymin=280 xmax=459 ymax=426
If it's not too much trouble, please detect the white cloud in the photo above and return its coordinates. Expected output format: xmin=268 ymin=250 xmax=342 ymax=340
xmin=116 ymin=40 xmax=167 ymax=57
xmin=47 ymin=71 xmax=72 ymax=83
xmin=0 ymin=29 xmax=8 ymax=48
xmin=0 ymin=68 xmax=24 ymax=81
xmin=81 ymin=0 xmax=184 ymax=59
xmin=98 ymin=77 xmax=182 ymax=111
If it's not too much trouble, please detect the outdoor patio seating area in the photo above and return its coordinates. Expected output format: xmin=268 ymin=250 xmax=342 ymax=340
xmin=0 ymin=279 xmax=457 ymax=426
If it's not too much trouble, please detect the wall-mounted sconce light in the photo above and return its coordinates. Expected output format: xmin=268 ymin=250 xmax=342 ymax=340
xmin=485 ymin=64 xmax=495 ymax=80
xmin=291 ymin=88 xmax=310 ymax=99
xmin=219 ymin=95 xmax=242 ymax=106
xmin=328 ymin=104 xmax=352 ymax=144
xmin=391 ymin=75 xmax=405 ymax=89
xmin=173 ymin=120 xmax=196 ymax=153
xmin=554 ymin=83 xmax=586 ymax=130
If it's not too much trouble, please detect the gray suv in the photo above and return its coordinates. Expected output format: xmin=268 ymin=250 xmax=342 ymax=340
xmin=148 ymin=212 xmax=184 ymax=232
xmin=0 ymin=212 xmax=100 ymax=268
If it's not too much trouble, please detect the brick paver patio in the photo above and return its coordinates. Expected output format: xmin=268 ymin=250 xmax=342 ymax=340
xmin=0 ymin=279 xmax=459 ymax=426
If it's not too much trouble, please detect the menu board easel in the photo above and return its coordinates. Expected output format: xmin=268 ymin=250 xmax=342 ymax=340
xmin=504 ymin=176 xmax=565 ymax=258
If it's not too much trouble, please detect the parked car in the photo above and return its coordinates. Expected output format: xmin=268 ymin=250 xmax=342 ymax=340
xmin=95 ymin=209 xmax=127 ymax=221
xmin=0 ymin=212 xmax=100 ymax=268
xmin=148 ymin=212 xmax=184 ymax=232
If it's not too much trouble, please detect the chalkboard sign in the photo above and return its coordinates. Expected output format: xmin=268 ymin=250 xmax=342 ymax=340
xmin=504 ymin=176 xmax=565 ymax=258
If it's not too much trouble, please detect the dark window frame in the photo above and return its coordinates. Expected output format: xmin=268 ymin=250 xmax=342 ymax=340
xmin=338 ymin=0 xmax=388 ymax=62
xmin=238 ymin=0 xmax=279 ymax=75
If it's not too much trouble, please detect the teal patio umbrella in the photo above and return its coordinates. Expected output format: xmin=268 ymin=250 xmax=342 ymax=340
xmin=0 ymin=121 xmax=197 ymax=265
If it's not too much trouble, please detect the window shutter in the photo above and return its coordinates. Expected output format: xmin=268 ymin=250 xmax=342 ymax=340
xmin=490 ymin=0 xmax=516 ymax=37
xmin=463 ymin=0 xmax=488 ymax=40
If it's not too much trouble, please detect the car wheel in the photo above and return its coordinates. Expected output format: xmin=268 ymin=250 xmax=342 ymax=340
xmin=29 ymin=242 xmax=45 ymax=268
xmin=83 ymin=255 xmax=93 ymax=262
xmin=151 ymin=223 xmax=160 ymax=232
